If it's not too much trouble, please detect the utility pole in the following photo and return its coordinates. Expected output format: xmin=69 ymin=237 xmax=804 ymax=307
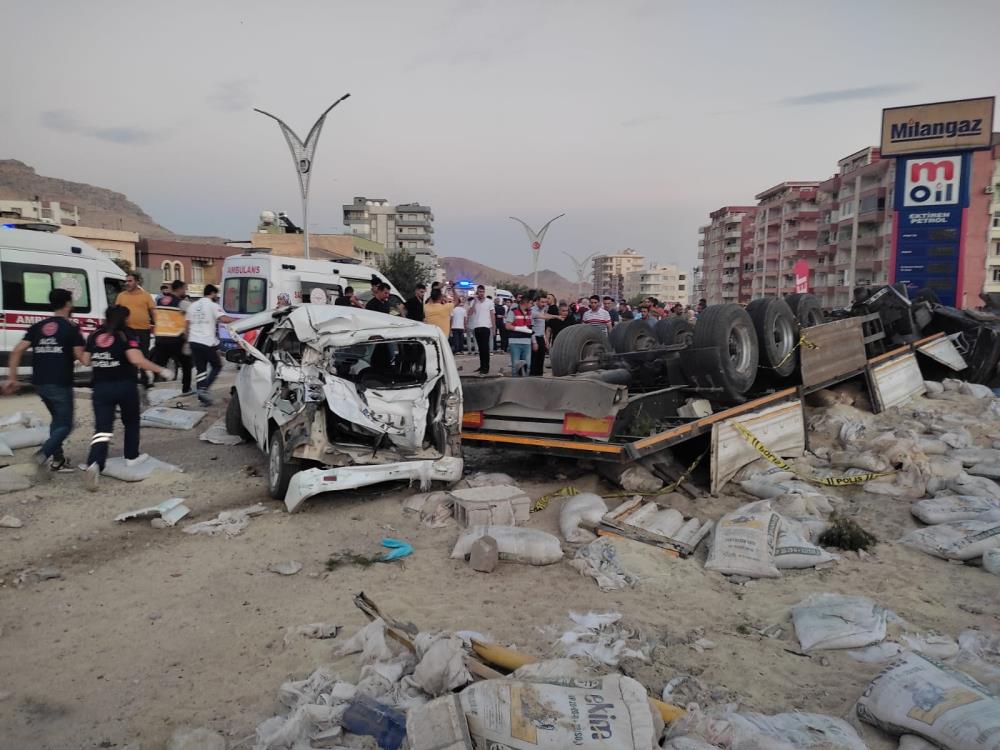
xmin=561 ymin=251 xmax=597 ymax=300
xmin=509 ymin=214 xmax=565 ymax=291
xmin=254 ymin=94 xmax=350 ymax=259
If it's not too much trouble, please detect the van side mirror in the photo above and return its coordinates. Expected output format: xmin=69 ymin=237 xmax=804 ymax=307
xmin=225 ymin=348 xmax=247 ymax=364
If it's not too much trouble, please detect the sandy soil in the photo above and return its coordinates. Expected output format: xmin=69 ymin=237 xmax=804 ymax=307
xmin=0 ymin=366 xmax=997 ymax=749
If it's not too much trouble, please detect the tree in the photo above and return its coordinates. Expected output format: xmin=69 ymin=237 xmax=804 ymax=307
xmin=112 ymin=258 xmax=133 ymax=275
xmin=495 ymin=280 xmax=547 ymax=300
xmin=378 ymin=250 xmax=430 ymax=298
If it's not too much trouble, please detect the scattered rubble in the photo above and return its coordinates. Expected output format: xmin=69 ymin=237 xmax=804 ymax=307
xmin=114 ymin=498 xmax=190 ymax=527
xmin=101 ymin=455 xmax=183 ymax=482
xmin=267 ymin=560 xmax=303 ymax=576
xmin=0 ymin=514 xmax=23 ymax=528
xmin=182 ymin=503 xmax=268 ymax=537
xmin=199 ymin=418 xmax=245 ymax=445
xmin=140 ymin=407 xmax=206 ymax=430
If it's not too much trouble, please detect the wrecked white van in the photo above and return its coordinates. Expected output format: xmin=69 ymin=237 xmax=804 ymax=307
xmin=225 ymin=305 xmax=463 ymax=511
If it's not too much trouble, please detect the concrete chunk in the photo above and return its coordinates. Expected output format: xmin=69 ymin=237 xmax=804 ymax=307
xmin=469 ymin=536 xmax=499 ymax=572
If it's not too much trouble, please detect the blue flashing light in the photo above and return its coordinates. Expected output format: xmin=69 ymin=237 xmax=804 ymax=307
xmin=455 ymin=279 xmax=474 ymax=288
xmin=2 ymin=224 xmax=16 ymax=229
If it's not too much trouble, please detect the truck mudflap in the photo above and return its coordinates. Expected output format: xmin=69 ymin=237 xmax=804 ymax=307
xmin=283 ymin=456 xmax=464 ymax=512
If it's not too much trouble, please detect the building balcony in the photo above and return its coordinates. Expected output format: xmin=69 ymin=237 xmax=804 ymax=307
xmin=766 ymin=214 xmax=782 ymax=226
xmin=854 ymin=257 xmax=875 ymax=271
xmin=856 ymin=233 xmax=880 ymax=248
xmin=396 ymin=219 xmax=433 ymax=229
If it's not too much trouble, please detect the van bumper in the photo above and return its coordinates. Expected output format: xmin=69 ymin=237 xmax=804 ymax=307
xmin=283 ymin=456 xmax=464 ymax=512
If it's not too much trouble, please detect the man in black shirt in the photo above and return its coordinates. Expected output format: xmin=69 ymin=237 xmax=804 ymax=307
xmin=335 ymin=286 xmax=358 ymax=306
xmin=3 ymin=289 xmax=85 ymax=474
xmin=365 ymin=283 xmax=393 ymax=315
xmin=405 ymin=283 xmax=426 ymax=321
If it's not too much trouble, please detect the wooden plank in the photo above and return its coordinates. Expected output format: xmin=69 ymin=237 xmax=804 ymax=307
xmin=711 ymin=400 xmax=806 ymax=494
xmin=870 ymin=352 xmax=926 ymax=411
xmin=799 ymin=318 xmax=868 ymax=389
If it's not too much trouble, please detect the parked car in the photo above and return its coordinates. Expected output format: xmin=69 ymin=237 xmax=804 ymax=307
xmin=224 ymin=304 xmax=463 ymax=511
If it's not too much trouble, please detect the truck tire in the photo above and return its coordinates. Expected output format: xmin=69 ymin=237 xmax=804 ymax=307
xmin=550 ymin=325 xmax=612 ymax=376
xmin=267 ymin=429 xmax=296 ymax=500
xmin=654 ymin=317 xmax=694 ymax=347
xmin=784 ymin=293 xmax=824 ymax=328
xmin=682 ymin=303 xmax=758 ymax=400
xmin=747 ymin=297 xmax=799 ymax=378
xmin=609 ymin=319 xmax=658 ymax=354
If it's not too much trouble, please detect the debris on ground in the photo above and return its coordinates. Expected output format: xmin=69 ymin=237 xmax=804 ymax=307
xmin=401 ymin=490 xmax=454 ymax=528
xmin=0 ymin=411 xmax=44 ymax=429
xmin=0 ymin=426 xmax=48 ymax=452
xmin=114 ymin=498 xmax=190 ymax=527
xmin=552 ymin=611 xmax=652 ymax=667
xmin=791 ymin=593 xmax=889 ymax=652
xmin=900 ymin=518 xmax=1000 ymax=561
xmin=666 ymin=706 xmax=867 ymax=750
xmin=140 ymin=407 xmax=206 ymax=430
xmin=0 ymin=514 xmax=23 ymax=528
xmin=182 ymin=503 xmax=267 ymax=537
xmin=467 ymin=535 xmax=498 ymax=572
xmin=0 ymin=465 xmax=34 ymax=494
xmin=101 ymin=455 xmax=184 ymax=482
xmin=704 ymin=500 xmax=781 ymax=579
xmin=14 ymin=567 xmax=63 ymax=585
xmin=199 ymin=418 xmax=245 ymax=445
xmin=147 ymin=388 xmax=186 ymax=406
xmin=166 ymin=726 xmax=226 ymax=750
xmin=816 ymin=514 xmax=878 ymax=551
xmin=450 ymin=484 xmax=531 ymax=527
xmin=267 ymin=560 xmax=303 ymax=576
xmin=283 ymin=623 xmax=341 ymax=648
xmin=558 ymin=492 xmax=608 ymax=542
xmin=451 ymin=525 xmax=563 ymax=566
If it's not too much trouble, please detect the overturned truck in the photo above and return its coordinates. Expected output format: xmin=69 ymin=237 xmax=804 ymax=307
xmin=225 ymin=305 xmax=464 ymax=511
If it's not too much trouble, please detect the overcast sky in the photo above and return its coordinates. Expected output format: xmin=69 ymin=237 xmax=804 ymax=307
xmin=3 ymin=0 xmax=998 ymax=279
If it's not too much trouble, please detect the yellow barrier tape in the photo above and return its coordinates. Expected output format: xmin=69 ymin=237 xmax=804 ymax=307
xmin=767 ymin=332 xmax=820 ymax=371
xmin=603 ymin=450 xmax=708 ymax=499
xmin=531 ymin=486 xmax=580 ymax=513
xmin=730 ymin=420 xmax=893 ymax=487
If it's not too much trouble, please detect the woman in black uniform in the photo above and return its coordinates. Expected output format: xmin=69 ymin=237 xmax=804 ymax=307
xmin=79 ymin=305 xmax=173 ymax=491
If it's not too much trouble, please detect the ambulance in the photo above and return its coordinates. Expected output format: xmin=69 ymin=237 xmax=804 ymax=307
xmin=0 ymin=224 xmax=127 ymax=378
xmin=218 ymin=250 xmax=404 ymax=348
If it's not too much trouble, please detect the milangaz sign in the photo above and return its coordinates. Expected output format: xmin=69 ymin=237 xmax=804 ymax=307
xmin=881 ymin=96 xmax=994 ymax=157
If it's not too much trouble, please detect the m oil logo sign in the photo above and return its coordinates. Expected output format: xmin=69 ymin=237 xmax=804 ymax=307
xmin=902 ymin=155 xmax=963 ymax=208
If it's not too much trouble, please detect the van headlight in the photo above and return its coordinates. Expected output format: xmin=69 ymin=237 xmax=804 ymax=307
xmin=444 ymin=393 xmax=461 ymax=426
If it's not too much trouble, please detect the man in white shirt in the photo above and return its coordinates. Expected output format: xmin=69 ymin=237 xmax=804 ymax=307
xmin=469 ymin=285 xmax=496 ymax=375
xmin=185 ymin=284 xmax=236 ymax=405
xmin=581 ymin=295 xmax=612 ymax=335
xmin=450 ymin=299 xmax=467 ymax=355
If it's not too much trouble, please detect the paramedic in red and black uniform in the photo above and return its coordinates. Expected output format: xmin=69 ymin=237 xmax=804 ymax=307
xmin=79 ymin=305 xmax=172 ymax=491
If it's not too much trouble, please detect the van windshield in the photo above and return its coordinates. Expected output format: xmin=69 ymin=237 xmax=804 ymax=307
xmin=224 ymin=277 xmax=267 ymax=314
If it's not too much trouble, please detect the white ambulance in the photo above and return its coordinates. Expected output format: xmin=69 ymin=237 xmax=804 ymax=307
xmin=0 ymin=225 xmax=127 ymax=378
xmin=218 ymin=251 xmax=405 ymax=347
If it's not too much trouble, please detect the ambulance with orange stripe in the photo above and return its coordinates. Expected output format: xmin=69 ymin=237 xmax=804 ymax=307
xmin=0 ymin=225 xmax=127 ymax=379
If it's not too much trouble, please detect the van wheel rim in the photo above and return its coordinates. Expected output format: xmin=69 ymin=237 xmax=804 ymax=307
xmin=729 ymin=325 xmax=752 ymax=373
xmin=773 ymin=318 xmax=794 ymax=357
xmin=580 ymin=341 xmax=606 ymax=367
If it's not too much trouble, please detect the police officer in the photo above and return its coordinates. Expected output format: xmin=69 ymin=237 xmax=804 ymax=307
xmin=79 ymin=305 xmax=173 ymax=491
xmin=2 ymin=288 xmax=85 ymax=476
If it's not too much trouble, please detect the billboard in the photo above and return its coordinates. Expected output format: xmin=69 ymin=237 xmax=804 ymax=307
xmin=892 ymin=153 xmax=971 ymax=307
xmin=881 ymin=97 xmax=994 ymax=157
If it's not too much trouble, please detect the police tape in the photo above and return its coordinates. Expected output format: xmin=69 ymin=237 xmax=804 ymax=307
xmin=603 ymin=449 xmax=708 ymax=499
xmin=729 ymin=420 xmax=894 ymax=487
xmin=765 ymin=332 xmax=819 ymax=371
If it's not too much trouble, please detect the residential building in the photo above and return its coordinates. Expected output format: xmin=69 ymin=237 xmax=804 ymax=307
xmin=954 ymin=135 xmax=1000 ymax=307
xmin=752 ymin=182 xmax=820 ymax=299
xmin=0 ymin=199 xmax=80 ymax=226
xmin=690 ymin=265 xmax=703 ymax=306
xmin=624 ymin=264 xmax=686 ymax=304
xmin=984 ymin=143 xmax=1000 ymax=296
xmin=814 ymin=147 xmax=894 ymax=308
xmin=60 ymin=226 xmax=139 ymax=267
xmin=342 ymin=196 xmax=440 ymax=277
xmin=136 ymin=238 xmax=234 ymax=296
xmin=248 ymin=232 xmax=387 ymax=265
xmin=592 ymin=248 xmax=645 ymax=298
xmin=698 ymin=206 xmax=757 ymax=305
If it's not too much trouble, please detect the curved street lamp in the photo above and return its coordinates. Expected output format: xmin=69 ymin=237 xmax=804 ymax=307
xmin=509 ymin=213 xmax=565 ymax=291
xmin=254 ymin=93 xmax=351 ymax=259
xmin=561 ymin=251 xmax=598 ymax=300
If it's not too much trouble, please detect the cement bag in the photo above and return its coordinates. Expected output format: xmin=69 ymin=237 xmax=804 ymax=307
xmin=559 ymin=493 xmax=608 ymax=543
xmin=951 ymin=448 xmax=1000 ymax=467
xmin=140 ymin=407 xmax=205 ymax=430
xmin=948 ymin=630 xmax=1000 ymax=694
xmin=458 ymin=674 xmax=657 ymax=750
xmin=948 ymin=473 xmax=1000 ymax=499
xmin=738 ymin=478 xmax=810 ymax=500
xmin=829 ymin=450 xmax=889 ymax=473
xmin=0 ymin=425 xmax=49 ymax=450
xmin=661 ymin=739 xmax=720 ymax=750
xmin=453 ymin=472 xmax=515 ymax=489
xmin=704 ymin=501 xmax=781 ymax=579
xmin=911 ymin=496 xmax=1000 ymax=524
xmin=774 ymin=526 xmax=838 ymax=570
xmin=101 ymin=455 xmax=183 ymax=482
xmin=856 ymin=651 xmax=1000 ymax=750
xmin=451 ymin=525 xmax=563 ymax=565
xmin=791 ymin=593 xmax=888 ymax=652
xmin=985 ymin=549 xmax=1000 ymax=575
xmin=665 ymin=706 xmax=867 ymax=750
xmin=900 ymin=520 xmax=1000 ymax=561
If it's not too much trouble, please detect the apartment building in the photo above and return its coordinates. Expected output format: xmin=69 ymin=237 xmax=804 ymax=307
xmin=0 ymin=198 xmax=80 ymax=226
xmin=984 ymin=153 xmax=1000 ymax=296
xmin=624 ymin=263 xmax=686 ymax=304
xmin=813 ymin=148 xmax=894 ymax=308
xmin=698 ymin=206 xmax=757 ymax=305
xmin=342 ymin=196 xmax=439 ymax=276
xmin=592 ymin=248 xmax=645 ymax=298
xmin=751 ymin=182 xmax=820 ymax=299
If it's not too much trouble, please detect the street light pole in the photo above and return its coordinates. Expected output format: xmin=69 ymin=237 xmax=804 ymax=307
xmin=561 ymin=251 xmax=597 ymax=300
xmin=254 ymin=93 xmax=350 ymax=259
xmin=509 ymin=213 xmax=565 ymax=291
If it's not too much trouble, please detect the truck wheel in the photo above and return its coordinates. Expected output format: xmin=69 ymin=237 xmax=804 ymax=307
xmin=683 ymin=303 xmax=758 ymax=400
xmin=609 ymin=319 xmax=658 ymax=354
xmin=654 ymin=317 xmax=694 ymax=347
xmin=550 ymin=325 xmax=612 ymax=376
xmin=267 ymin=429 xmax=297 ymax=500
xmin=784 ymin=293 xmax=824 ymax=328
xmin=225 ymin=392 xmax=250 ymax=438
xmin=747 ymin=298 xmax=799 ymax=378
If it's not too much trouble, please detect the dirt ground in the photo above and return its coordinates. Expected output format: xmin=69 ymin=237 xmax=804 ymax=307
xmin=0 ymin=363 xmax=998 ymax=749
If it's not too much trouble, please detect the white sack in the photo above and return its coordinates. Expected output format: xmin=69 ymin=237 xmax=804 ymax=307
xmin=570 ymin=537 xmax=639 ymax=591
xmin=666 ymin=706 xmax=867 ymax=750
xmin=0 ymin=411 xmax=44 ymax=429
xmin=0 ymin=425 xmax=49 ymax=449
xmin=791 ymin=593 xmax=888 ymax=652
xmin=558 ymin=493 xmax=608 ymax=543
xmin=140 ymin=407 xmax=205 ymax=430
xmin=453 ymin=471 xmax=516 ymax=488
xmin=900 ymin=519 xmax=1000 ymax=561
xmin=856 ymin=651 xmax=1000 ymax=750
xmin=774 ymin=526 xmax=838 ymax=570
xmin=451 ymin=525 xmax=563 ymax=565
xmin=985 ymin=549 xmax=1000 ymax=575
xmin=948 ymin=630 xmax=1000 ymax=695
xmin=948 ymin=473 xmax=1000 ymax=499
xmin=704 ymin=500 xmax=781 ymax=579
xmin=199 ymin=418 xmax=244 ymax=445
xmin=911 ymin=496 xmax=1000 ymax=524
xmin=102 ymin=455 xmax=183 ymax=482
xmin=459 ymin=674 xmax=656 ymax=750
